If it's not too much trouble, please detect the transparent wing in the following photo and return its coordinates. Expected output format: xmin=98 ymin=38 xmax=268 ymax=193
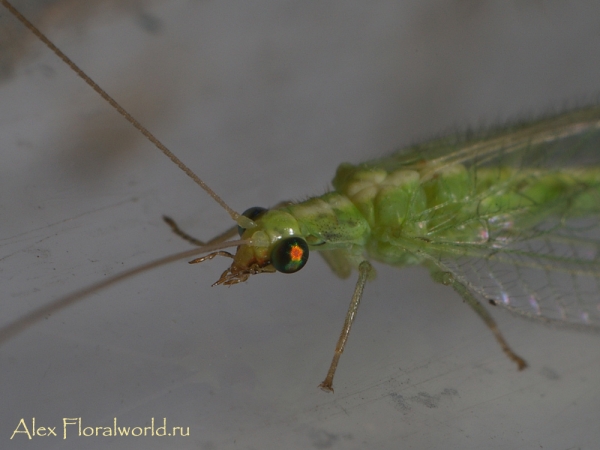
xmin=395 ymin=106 xmax=600 ymax=329
xmin=432 ymin=218 xmax=600 ymax=329
xmin=372 ymin=105 xmax=600 ymax=173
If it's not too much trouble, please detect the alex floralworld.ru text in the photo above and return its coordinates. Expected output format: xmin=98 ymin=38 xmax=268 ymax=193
xmin=10 ymin=417 xmax=190 ymax=439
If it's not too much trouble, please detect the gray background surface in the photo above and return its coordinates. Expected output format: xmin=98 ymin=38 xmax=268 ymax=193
xmin=1 ymin=1 xmax=600 ymax=449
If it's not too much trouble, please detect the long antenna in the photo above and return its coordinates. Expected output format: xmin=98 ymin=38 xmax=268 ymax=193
xmin=1 ymin=0 xmax=240 ymax=221
xmin=0 ymin=239 xmax=250 ymax=345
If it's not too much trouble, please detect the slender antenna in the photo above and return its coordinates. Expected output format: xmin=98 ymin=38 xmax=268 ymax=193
xmin=0 ymin=0 xmax=240 ymax=221
xmin=0 ymin=239 xmax=249 ymax=345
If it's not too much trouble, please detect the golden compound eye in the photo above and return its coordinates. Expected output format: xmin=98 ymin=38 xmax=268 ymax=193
xmin=271 ymin=237 xmax=309 ymax=273
xmin=237 ymin=207 xmax=268 ymax=236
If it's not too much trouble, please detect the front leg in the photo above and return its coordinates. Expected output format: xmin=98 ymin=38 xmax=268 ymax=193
xmin=320 ymin=260 xmax=373 ymax=393
xmin=163 ymin=215 xmax=238 ymax=246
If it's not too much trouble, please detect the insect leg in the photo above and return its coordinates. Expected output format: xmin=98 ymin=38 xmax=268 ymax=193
xmin=439 ymin=272 xmax=528 ymax=370
xmin=163 ymin=216 xmax=238 ymax=247
xmin=166 ymin=200 xmax=291 ymax=247
xmin=319 ymin=260 xmax=373 ymax=393
xmin=162 ymin=217 xmax=238 ymax=265
xmin=318 ymin=249 xmax=355 ymax=279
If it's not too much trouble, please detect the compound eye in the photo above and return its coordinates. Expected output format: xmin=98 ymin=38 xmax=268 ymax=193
xmin=271 ymin=237 xmax=309 ymax=273
xmin=237 ymin=206 xmax=268 ymax=236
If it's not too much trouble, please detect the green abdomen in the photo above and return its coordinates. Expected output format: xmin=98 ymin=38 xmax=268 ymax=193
xmin=331 ymin=161 xmax=600 ymax=265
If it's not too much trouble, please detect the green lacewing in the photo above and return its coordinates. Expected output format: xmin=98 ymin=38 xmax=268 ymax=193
xmin=2 ymin=1 xmax=600 ymax=393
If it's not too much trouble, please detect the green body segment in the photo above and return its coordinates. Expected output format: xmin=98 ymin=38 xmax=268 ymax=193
xmin=282 ymin=160 xmax=600 ymax=270
xmin=231 ymin=106 xmax=600 ymax=285
xmin=227 ymin=106 xmax=600 ymax=346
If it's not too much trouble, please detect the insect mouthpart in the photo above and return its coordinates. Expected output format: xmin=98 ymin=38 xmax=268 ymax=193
xmin=213 ymin=261 xmax=277 ymax=286
xmin=186 ymin=241 xmax=276 ymax=286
